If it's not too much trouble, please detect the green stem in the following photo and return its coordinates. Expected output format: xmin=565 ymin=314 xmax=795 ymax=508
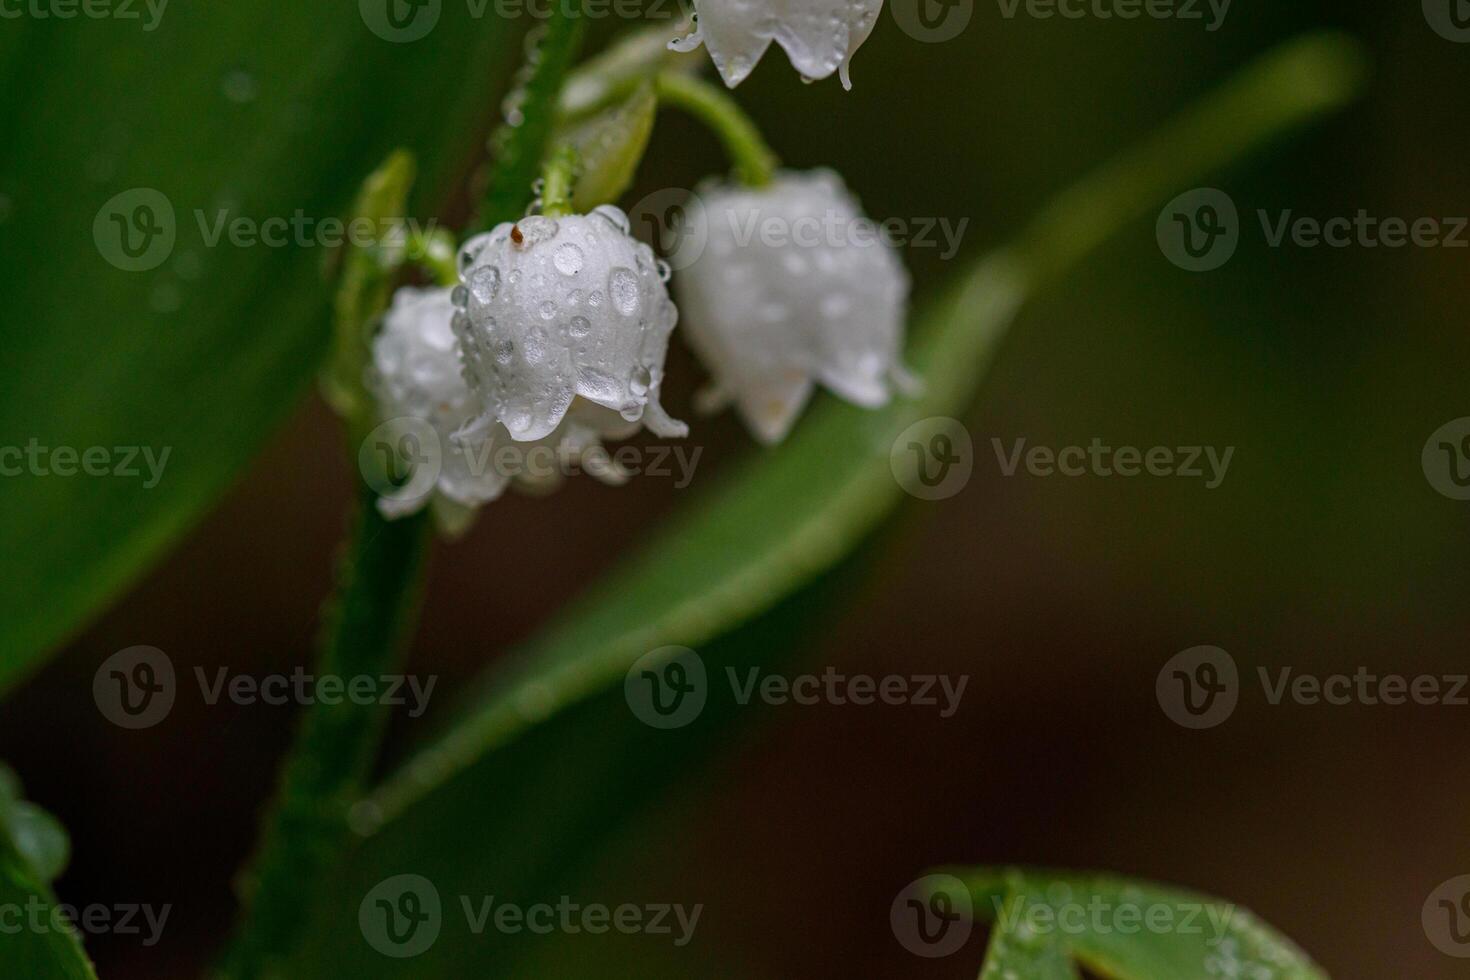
xmin=214 ymin=492 xmax=431 ymax=979
xmin=540 ymin=143 xmax=579 ymax=218
xmin=654 ymin=71 xmax=777 ymax=187
xmin=406 ymin=227 xmax=459 ymax=287
xmin=475 ymin=8 xmax=588 ymax=231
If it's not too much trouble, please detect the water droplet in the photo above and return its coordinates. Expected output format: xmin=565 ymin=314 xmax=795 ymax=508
xmin=656 ymin=259 xmax=672 ymax=283
xmin=620 ymin=403 xmax=644 ymax=422
xmin=458 ymin=233 xmax=493 ymax=272
xmin=588 ymin=290 xmax=603 ymax=308
xmin=347 ymin=801 xmax=383 ymax=837
xmin=515 ymin=215 xmax=558 ymax=246
xmin=467 ymin=265 xmax=500 ymax=304
xmin=451 ymin=284 xmax=468 ymax=307
xmin=629 ymin=365 xmax=651 ymax=396
xmin=568 ymin=315 xmax=590 ymax=338
xmin=537 ymin=300 xmax=557 ymax=321
xmin=494 ymin=338 xmax=514 ymax=364
xmin=507 ymin=268 xmax=522 ymax=285
xmin=524 ymin=326 xmax=549 ymax=362
xmin=591 ymin=205 xmax=630 ymax=234
xmin=221 ymin=68 xmax=258 ymax=104
xmin=608 ymin=268 xmax=639 ymax=316
xmin=505 ymin=407 xmax=532 ymax=432
xmin=553 ymin=242 xmax=584 ymax=276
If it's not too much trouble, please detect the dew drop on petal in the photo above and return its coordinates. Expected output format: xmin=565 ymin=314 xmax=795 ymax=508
xmin=467 ymin=265 xmax=500 ymax=304
xmin=629 ymin=364 xmax=652 ymax=396
xmin=538 ymin=300 xmax=557 ymax=320
xmin=608 ymin=268 xmax=639 ymax=316
xmin=451 ymin=284 xmax=468 ymax=308
xmin=553 ymin=242 xmax=584 ymax=276
xmin=588 ymin=290 xmax=603 ymax=309
xmin=568 ymin=315 xmax=590 ymax=338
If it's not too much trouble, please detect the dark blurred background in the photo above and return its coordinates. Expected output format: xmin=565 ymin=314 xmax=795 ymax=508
xmin=3 ymin=0 xmax=1468 ymax=977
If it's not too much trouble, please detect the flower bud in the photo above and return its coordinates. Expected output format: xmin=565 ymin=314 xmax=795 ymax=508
xmin=672 ymin=0 xmax=883 ymax=89
xmin=674 ymin=170 xmax=914 ymax=444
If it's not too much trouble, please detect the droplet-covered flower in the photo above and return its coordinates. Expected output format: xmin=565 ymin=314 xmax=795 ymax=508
xmin=672 ymin=0 xmax=883 ymax=89
xmin=675 ymin=170 xmax=913 ymax=444
xmin=369 ymin=284 xmax=655 ymax=534
xmin=454 ymin=206 xmax=687 ymax=447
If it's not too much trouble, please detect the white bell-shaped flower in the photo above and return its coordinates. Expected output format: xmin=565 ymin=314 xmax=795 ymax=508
xmin=675 ymin=169 xmax=914 ymax=444
xmin=671 ymin=0 xmax=883 ymax=89
xmin=368 ymin=286 xmax=647 ymax=534
xmin=453 ymin=206 xmax=688 ymax=449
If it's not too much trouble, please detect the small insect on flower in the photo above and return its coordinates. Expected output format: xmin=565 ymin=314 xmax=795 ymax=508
xmin=368 ymin=285 xmax=649 ymax=536
xmin=671 ymin=0 xmax=884 ymax=90
xmin=453 ymin=204 xmax=687 ymax=462
xmin=675 ymin=169 xmax=916 ymax=444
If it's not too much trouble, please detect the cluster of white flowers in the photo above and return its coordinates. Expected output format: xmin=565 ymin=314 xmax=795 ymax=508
xmin=369 ymin=168 xmax=912 ymax=526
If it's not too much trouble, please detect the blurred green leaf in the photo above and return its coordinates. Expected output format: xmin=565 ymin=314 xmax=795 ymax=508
xmin=0 ymin=767 xmax=93 ymax=979
xmin=955 ymin=868 xmax=1326 ymax=980
xmin=561 ymin=83 xmax=658 ymax=212
xmin=0 ymin=6 xmax=519 ymax=694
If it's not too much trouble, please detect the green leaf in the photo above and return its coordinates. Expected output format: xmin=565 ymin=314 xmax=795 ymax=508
xmin=560 ymin=83 xmax=659 ymax=212
xmin=366 ymin=30 xmax=1370 ymax=827
xmin=0 ymin=768 xmax=94 ymax=979
xmin=956 ymin=868 xmax=1327 ymax=980
xmin=0 ymin=6 xmax=519 ymax=694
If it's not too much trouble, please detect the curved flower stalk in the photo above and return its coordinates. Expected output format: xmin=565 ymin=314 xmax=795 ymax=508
xmin=676 ymin=169 xmax=914 ymax=443
xmin=672 ymin=0 xmax=883 ymax=89
xmin=453 ymin=206 xmax=687 ymax=453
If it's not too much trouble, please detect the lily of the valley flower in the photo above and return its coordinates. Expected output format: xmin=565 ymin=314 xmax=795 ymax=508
xmin=369 ymin=285 xmax=645 ymax=534
xmin=454 ymin=205 xmax=687 ymax=448
xmin=675 ymin=169 xmax=914 ymax=444
xmin=671 ymin=0 xmax=883 ymax=90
